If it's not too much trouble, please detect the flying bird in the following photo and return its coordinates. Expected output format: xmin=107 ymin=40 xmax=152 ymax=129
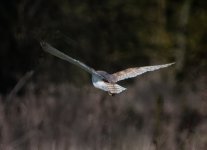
xmin=40 ymin=41 xmax=175 ymax=95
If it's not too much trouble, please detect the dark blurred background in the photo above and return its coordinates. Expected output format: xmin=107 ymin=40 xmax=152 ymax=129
xmin=0 ymin=0 xmax=206 ymax=150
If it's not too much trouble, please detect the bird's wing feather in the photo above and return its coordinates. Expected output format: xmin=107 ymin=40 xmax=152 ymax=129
xmin=40 ymin=41 xmax=104 ymax=79
xmin=112 ymin=63 xmax=175 ymax=82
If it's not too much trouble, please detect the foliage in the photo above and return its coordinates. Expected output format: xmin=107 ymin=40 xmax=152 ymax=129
xmin=0 ymin=0 xmax=207 ymax=149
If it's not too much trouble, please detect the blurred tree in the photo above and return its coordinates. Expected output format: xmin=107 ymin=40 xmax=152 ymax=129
xmin=0 ymin=0 xmax=206 ymax=94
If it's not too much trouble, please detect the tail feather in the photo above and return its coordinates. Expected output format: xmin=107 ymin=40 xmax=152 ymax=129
xmin=106 ymin=83 xmax=126 ymax=94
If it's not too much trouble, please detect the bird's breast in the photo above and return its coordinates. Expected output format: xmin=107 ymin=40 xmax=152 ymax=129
xmin=92 ymin=75 xmax=109 ymax=91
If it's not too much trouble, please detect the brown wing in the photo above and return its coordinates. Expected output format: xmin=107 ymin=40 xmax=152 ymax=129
xmin=112 ymin=62 xmax=175 ymax=82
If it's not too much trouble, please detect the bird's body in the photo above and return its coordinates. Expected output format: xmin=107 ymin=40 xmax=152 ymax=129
xmin=92 ymin=71 xmax=126 ymax=95
xmin=40 ymin=41 xmax=175 ymax=95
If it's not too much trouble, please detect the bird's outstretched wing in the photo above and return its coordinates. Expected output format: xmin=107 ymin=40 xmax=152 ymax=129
xmin=40 ymin=41 xmax=104 ymax=79
xmin=112 ymin=62 xmax=175 ymax=82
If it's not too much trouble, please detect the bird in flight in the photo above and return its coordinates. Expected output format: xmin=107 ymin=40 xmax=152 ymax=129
xmin=40 ymin=41 xmax=175 ymax=95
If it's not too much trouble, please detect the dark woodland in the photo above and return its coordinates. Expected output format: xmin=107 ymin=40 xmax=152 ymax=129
xmin=0 ymin=0 xmax=207 ymax=149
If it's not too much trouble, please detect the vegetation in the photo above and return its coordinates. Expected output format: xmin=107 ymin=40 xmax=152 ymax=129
xmin=0 ymin=0 xmax=206 ymax=149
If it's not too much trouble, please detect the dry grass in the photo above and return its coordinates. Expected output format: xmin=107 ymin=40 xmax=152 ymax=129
xmin=0 ymin=73 xmax=206 ymax=150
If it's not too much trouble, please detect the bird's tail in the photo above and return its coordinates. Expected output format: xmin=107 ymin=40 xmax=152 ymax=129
xmin=106 ymin=83 xmax=126 ymax=94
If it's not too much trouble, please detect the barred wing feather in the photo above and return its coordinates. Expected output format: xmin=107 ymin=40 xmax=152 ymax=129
xmin=112 ymin=63 xmax=175 ymax=82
